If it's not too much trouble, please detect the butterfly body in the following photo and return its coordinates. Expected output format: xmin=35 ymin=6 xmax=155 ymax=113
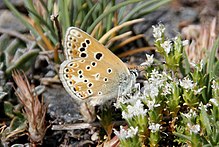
xmin=59 ymin=27 xmax=134 ymax=106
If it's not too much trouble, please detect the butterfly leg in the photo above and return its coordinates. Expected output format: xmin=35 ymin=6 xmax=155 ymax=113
xmin=80 ymin=102 xmax=96 ymax=122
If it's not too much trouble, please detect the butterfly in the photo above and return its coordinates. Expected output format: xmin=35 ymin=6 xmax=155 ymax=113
xmin=59 ymin=27 xmax=135 ymax=106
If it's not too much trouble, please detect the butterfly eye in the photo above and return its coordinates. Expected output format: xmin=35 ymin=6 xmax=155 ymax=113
xmin=64 ymin=68 xmax=69 ymax=73
xmin=94 ymin=52 xmax=103 ymax=61
xmin=78 ymin=70 xmax=83 ymax=74
xmin=87 ymin=83 xmax=93 ymax=88
xmin=68 ymin=36 xmax=73 ymax=41
xmin=80 ymin=52 xmax=87 ymax=58
xmin=67 ymin=49 xmax=73 ymax=55
xmin=72 ymin=87 xmax=76 ymax=92
xmin=83 ymin=79 xmax=89 ymax=83
xmin=76 ymin=93 xmax=83 ymax=98
xmin=91 ymin=61 xmax=97 ymax=67
xmin=64 ymin=74 xmax=69 ymax=79
xmin=78 ymin=75 xmax=83 ymax=79
xmin=67 ymin=42 xmax=72 ymax=48
xmin=103 ymin=77 xmax=108 ymax=82
xmin=69 ymin=63 xmax=78 ymax=68
xmin=85 ymin=39 xmax=91 ymax=45
xmin=82 ymin=42 xmax=86 ymax=48
xmin=76 ymin=33 xmax=82 ymax=38
xmin=107 ymin=68 xmax=112 ymax=74
xmin=87 ymin=89 xmax=93 ymax=95
xmin=86 ymin=65 xmax=91 ymax=71
xmin=73 ymin=38 xmax=77 ymax=42
xmin=98 ymin=91 xmax=102 ymax=95
xmin=79 ymin=47 xmax=86 ymax=52
xmin=68 ymin=81 xmax=73 ymax=85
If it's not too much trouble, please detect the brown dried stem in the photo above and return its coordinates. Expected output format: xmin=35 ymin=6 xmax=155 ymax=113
xmin=12 ymin=70 xmax=47 ymax=145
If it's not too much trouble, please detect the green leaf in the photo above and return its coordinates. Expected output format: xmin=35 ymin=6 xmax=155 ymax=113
xmin=10 ymin=115 xmax=26 ymax=132
xmin=80 ymin=3 xmax=98 ymax=30
xmin=120 ymin=0 xmax=171 ymax=23
xmin=174 ymin=132 xmax=192 ymax=142
xmin=179 ymin=43 xmax=190 ymax=76
xmin=207 ymin=37 xmax=219 ymax=79
xmin=87 ymin=0 xmax=142 ymax=34
xmin=5 ymin=49 xmax=39 ymax=75
xmin=59 ymin=0 xmax=71 ymax=32
xmin=200 ymin=104 xmax=212 ymax=135
xmin=4 ymin=101 xmax=14 ymax=118
xmin=213 ymin=61 xmax=219 ymax=77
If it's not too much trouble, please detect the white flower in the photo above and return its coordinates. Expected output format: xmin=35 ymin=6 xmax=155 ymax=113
xmin=146 ymin=99 xmax=160 ymax=110
xmin=182 ymin=40 xmax=189 ymax=46
xmin=149 ymin=69 xmax=166 ymax=88
xmin=152 ymin=23 xmax=165 ymax=41
xmin=190 ymin=60 xmax=204 ymax=72
xmin=187 ymin=123 xmax=200 ymax=134
xmin=142 ymin=69 xmax=172 ymax=99
xmin=149 ymin=84 xmax=159 ymax=98
xmin=199 ymin=103 xmax=212 ymax=111
xmin=193 ymin=87 xmax=205 ymax=95
xmin=182 ymin=109 xmax=197 ymax=119
xmin=149 ymin=123 xmax=161 ymax=133
xmin=209 ymin=98 xmax=219 ymax=106
xmin=126 ymin=126 xmax=138 ymax=138
xmin=179 ymin=77 xmax=196 ymax=90
xmin=161 ymin=82 xmax=172 ymax=96
xmin=114 ymin=95 xmax=128 ymax=108
xmin=161 ymin=40 xmax=172 ymax=54
xmin=113 ymin=126 xmax=127 ymax=139
xmin=212 ymin=80 xmax=219 ymax=90
xmin=141 ymin=54 xmax=154 ymax=66
xmin=122 ymin=100 xmax=147 ymax=119
xmin=113 ymin=126 xmax=138 ymax=139
xmin=142 ymin=81 xmax=159 ymax=99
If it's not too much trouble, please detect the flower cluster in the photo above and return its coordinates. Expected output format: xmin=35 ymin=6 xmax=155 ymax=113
xmin=113 ymin=23 xmax=219 ymax=146
xmin=113 ymin=126 xmax=138 ymax=140
xmin=152 ymin=23 xmax=165 ymax=41
xmin=121 ymin=100 xmax=147 ymax=119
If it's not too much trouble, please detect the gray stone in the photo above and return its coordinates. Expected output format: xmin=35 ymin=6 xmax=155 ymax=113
xmin=0 ymin=10 xmax=27 ymax=32
xmin=134 ymin=6 xmax=198 ymax=45
xmin=0 ymin=0 xmax=24 ymax=9
xmin=43 ymin=86 xmax=83 ymax=123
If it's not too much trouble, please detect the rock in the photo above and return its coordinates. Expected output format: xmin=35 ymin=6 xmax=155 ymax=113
xmin=43 ymin=86 xmax=83 ymax=123
xmin=0 ymin=0 xmax=24 ymax=9
xmin=0 ymin=10 xmax=27 ymax=32
xmin=134 ymin=5 xmax=198 ymax=45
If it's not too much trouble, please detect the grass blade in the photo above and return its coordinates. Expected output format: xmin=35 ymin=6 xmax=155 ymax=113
xmin=87 ymin=0 xmax=142 ymax=34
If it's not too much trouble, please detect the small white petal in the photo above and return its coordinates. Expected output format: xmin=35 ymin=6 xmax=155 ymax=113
xmin=182 ymin=40 xmax=189 ymax=46
xmin=149 ymin=123 xmax=161 ymax=133
xmin=179 ymin=77 xmax=196 ymax=90
xmin=187 ymin=123 xmax=200 ymax=134
xmin=161 ymin=40 xmax=172 ymax=54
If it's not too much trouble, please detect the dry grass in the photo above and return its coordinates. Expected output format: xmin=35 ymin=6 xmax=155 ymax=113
xmin=12 ymin=70 xmax=47 ymax=145
xmin=182 ymin=18 xmax=217 ymax=63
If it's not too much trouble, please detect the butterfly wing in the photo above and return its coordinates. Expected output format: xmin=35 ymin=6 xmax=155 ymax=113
xmin=60 ymin=27 xmax=132 ymax=105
